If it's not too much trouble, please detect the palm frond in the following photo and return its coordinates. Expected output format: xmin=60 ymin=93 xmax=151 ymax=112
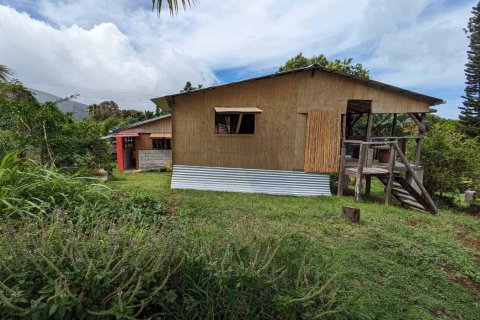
xmin=152 ymin=0 xmax=196 ymax=16
xmin=0 ymin=65 xmax=14 ymax=81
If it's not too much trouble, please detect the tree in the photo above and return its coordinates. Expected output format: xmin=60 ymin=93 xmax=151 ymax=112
xmin=0 ymin=65 xmax=13 ymax=81
xmin=278 ymin=52 xmax=370 ymax=78
xmin=88 ymin=101 xmax=121 ymax=121
xmin=0 ymin=81 xmax=110 ymax=169
xmin=152 ymin=0 xmax=195 ymax=15
xmin=421 ymin=119 xmax=480 ymax=195
xmin=180 ymin=81 xmax=203 ymax=92
xmin=459 ymin=2 xmax=480 ymax=141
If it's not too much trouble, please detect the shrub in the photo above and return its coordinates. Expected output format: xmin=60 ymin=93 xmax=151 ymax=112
xmin=0 ymin=152 xmax=109 ymax=221
xmin=0 ymin=219 xmax=341 ymax=319
xmin=0 ymin=153 xmax=167 ymax=223
xmin=421 ymin=121 xmax=480 ymax=195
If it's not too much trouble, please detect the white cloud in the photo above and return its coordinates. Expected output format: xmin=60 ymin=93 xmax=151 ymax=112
xmin=0 ymin=5 xmax=215 ymax=110
xmin=0 ymin=0 xmax=472 ymax=118
xmin=364 ymin=1 xmax=469 ymax=89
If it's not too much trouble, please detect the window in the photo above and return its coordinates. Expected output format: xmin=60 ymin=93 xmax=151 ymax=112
xmin=123 ymin=137 xmax=135 ymax=149
xmin=153 ymin=138 xmax=172 ymax=150
xmin=215 ymin=113 xmax=256 ymax=134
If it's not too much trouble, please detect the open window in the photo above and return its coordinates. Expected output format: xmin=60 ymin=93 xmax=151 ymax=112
xmin=152 ymin=138 xmax=172 ymax=150
xmin=214 ymin=107 xmax=262 ymax=134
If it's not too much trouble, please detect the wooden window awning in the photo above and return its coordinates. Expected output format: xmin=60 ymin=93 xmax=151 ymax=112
xmin=114 ymin=132 xmax=139 ymax=137
xmin=150 ymin=133 xmax=172 ymax=138
xmin=214 ymin=107 xmax=263 ymax=114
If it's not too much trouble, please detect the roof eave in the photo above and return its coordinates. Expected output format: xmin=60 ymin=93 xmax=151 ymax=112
xmin=151 ymin=65 xmax=444 ymax=107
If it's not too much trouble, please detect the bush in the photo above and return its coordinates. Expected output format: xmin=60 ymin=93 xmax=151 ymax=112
xmin=0 ymin=152 xmax=109 ymax=221
xmin=0 ymin=219 xmax=341 ymax=319
xmin=421 ymin=120 xmax=480 ymax=195
xmin=0 ymin=153 xmax=167 ymax=223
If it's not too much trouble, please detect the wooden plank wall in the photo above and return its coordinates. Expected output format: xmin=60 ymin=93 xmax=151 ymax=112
xmin=304 ymin=109 xmax=341 ymax=173
xmin=172 ymin=71 xmax=431 ymax=171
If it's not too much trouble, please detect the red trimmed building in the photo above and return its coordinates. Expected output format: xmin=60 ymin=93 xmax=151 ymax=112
xmin=111 ymin=114 xmax=172 ymax=171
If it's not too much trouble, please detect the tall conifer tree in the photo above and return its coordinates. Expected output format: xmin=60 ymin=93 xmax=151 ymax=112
xmin=459 ymin=2 xmax=480 ymax=140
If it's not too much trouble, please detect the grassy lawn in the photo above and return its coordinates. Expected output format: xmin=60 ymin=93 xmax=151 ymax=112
xmin=109 ymin=172 xmax=480 ymax=319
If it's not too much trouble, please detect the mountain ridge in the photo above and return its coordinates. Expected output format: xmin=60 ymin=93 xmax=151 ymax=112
xmin=30 ymin=88 xmax=88 ymax=120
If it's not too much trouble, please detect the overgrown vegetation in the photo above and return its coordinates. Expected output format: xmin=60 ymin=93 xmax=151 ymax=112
xmin=0 ymin=81 xmax=110 ymax=170
xmin=422 ymin=119 xmax=480 ymax=195
xmin=0 ymin=153 xmax=342 ymax=319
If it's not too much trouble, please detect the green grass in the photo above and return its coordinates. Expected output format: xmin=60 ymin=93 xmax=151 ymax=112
xmin=109 ymin=171 xmax=480 ymax=319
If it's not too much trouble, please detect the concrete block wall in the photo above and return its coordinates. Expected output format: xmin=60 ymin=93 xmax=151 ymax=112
xmin=139 ymin=150 xmax=172 ymax=170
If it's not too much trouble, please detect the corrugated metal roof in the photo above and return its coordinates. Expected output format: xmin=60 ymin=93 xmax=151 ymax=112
xmin=112 ymin=114 xmax=171 ymax=133
xmin=151 ymin=64 xmax=444 ymax=109
xmin=171 ymin=165 xmax=331 ymax=196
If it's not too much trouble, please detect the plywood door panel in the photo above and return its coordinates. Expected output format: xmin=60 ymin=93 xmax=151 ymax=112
xmin=304 ymin=109 xmax=341 ymax=173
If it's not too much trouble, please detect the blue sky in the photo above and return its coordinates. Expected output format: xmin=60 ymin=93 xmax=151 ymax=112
xmin=0 ymin=0 xmax=475 ymax=118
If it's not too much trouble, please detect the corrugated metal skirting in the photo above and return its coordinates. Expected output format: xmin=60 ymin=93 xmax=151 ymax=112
xmin=171 ymin=165 xmax=331 ymax=196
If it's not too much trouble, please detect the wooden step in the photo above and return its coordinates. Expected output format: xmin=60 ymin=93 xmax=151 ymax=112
xmin=377 ymin=175 xmax=435 ymax=213
xmin=392 ymin=187 xmax=411 ymax=196
xmin=394 ymin=194 xmax=416 ymax=203
xmin=400 ymin=199 xmax=427 ymax=211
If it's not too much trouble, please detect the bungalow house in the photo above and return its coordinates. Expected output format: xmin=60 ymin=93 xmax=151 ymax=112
xmin=151 ymin=65 xmax=443 ymax=213
xmin=112 ymin=114 xmax=172 ymax=171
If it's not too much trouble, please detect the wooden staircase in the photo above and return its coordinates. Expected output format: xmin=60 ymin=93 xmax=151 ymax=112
xmin=378 ymin=175 xmax=435 ymax=213
xmin=338 ymin=111 xmax=438 ymax=214
xmin=339 ymin=140 xmax=438 ymax=214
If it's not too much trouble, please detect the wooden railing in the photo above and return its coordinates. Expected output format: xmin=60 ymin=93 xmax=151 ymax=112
xmin=338 ymin=139 xmax=438 ymax=213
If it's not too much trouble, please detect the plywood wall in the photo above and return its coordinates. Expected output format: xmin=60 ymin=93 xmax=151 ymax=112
xmin=172 ymin=70 xmax=431 ymax=171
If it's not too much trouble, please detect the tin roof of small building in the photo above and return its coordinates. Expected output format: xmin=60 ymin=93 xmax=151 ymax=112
xmin=111 ymin=114 xmax=171 ymax=133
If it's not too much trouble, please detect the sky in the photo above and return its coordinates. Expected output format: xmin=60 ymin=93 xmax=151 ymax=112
xmin=0 ymin=0 xmax=475 ymax=119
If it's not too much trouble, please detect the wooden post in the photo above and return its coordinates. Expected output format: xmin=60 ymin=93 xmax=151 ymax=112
xmin=393 ymin=143 xmax=438 ymax=213
xmin=391 ymin=113 xmax=397 ymax=136
xmin=414 ymin=113 xmax=426 ymax=166
xmin=365 ymin=112 xmax=373 ymax=167
xmin=342 ymin=206 xmax=360 ymax=223
xmin=338 ymin=114 xmax=347 ymax=195
xmin=355 ymin=144 xmax=366 ymax=202
xmin=365 ymin=177 xmax=371 ymax=197
xmin=385 ymin=142 xmax=396 ymax=205
xmin=365 ymin=112 xmax=373 ymax=141
xmin=338 ymin=147 xmax=346 ymax=195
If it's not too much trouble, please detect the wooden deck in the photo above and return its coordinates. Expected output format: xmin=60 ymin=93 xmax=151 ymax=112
xmin=344 ymin=156 xmax=422 ymax=177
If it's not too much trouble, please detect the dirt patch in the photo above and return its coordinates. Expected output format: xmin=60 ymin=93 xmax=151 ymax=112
xmin=453 ymin=276 xmax=480 ymax=295
xmin=440 ymin=262 xmax=480 ymax=296
xmin=165 ymin=201 xmax=177 ymax=216
xmin=405 ymin=217 xmax=423 ymax=227
xmin=455 ymin=225 xmax=472 ymax=237
xmin=459 ymin=236 xmax=480 ymax=250
xmin=429 ymin=308 xmax=446 ymax=318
